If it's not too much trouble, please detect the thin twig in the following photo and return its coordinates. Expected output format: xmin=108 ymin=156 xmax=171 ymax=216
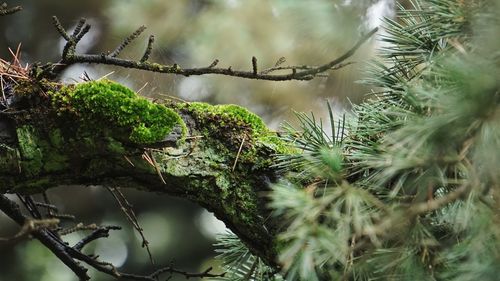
xmin=0 ymin=218 xmax=59 ymax=242
xmin=47 ymin=16 xmax=378 ymax=81
xmin=1 ymin=193 xmax=222 ymax=281
xmin=140 ymin=35 xmax=155 ymax=63
xmin=73 ymin=225 xmax=121 ymax=250
xmin=0 ymin=194 xmax=91 ymax=280
xmin=252 ymin=56 xmax=258 ymax=75
xmin=106 ymin=186 xmax=155 ymax=264
xmin=232 ymin=134 xmax=246 ymax=172
xmin=0 ymin=3 xmax=22 ymax=16
xmin=110 ymin=26 xmax=147 ymax=58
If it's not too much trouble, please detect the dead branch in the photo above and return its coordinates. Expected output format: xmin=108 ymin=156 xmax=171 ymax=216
xmin=42 ymin=16 xmax=378 ymax=81
xmin=0 ymin=193 xmax=224 ymax=281
xmin=0 ymin=3 xmax=22 ymax=16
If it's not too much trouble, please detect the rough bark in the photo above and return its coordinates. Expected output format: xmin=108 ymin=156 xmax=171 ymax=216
xmin=0 ymin=77 xmax=289 ymax=266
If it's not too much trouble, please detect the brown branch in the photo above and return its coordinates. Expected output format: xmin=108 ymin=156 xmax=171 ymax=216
xmin=0 ymin=3 xmax=22 ymax=16
xmin=407 ymin=183 xmax=470 ymax=216
xmin=0 ymin=218 xmax=59 ymax=242
xmin=252 ymin=56 xmax=258 ymax=75
xmin=0 ymin=193 xmax=225 ymax=281
xmin=51 ymin=15 xmax=70 ymax=41
xmin=359 ymin=183 xmax=471 ymax=243
xmin=0 ymin=194 xmax=91 ymax=280
xmin=73 ymin=225 xmax=121 ymax=250
xmin=106 ymin=186 xmax=155 ymax=264
xmin=45 ymin=16 xmax=378 ymax=81
xmin=140 ymin=35 xmax=155 ymax=63
xmin=125 ymin=265 xmax=225 ymax=280
xmin=261 ymin=62 xmax=354 ymax=75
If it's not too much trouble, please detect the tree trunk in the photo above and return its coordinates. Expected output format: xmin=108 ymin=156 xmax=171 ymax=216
xmin=0 ymin=78 xmax=288 ymax=266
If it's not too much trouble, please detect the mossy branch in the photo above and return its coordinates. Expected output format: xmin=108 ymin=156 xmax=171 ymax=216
xmin=1 ymin=78 xmax=287 ymax=268
xmin=43 ymin=16 xmax=377 ymax=81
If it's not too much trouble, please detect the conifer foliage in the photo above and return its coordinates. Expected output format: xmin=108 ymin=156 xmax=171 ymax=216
xmin=215 ymin=0 xmax=500 ymax=280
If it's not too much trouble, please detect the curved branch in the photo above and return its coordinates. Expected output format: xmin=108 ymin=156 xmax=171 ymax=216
xmin=1 ymin=78 xmax=283 ymax=266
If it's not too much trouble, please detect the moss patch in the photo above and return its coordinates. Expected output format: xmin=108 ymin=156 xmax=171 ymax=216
xmin=16 ymin=125 xmax=44 ymax=176
xmin=51 ymin=79 xmax=186 ymax=144
xmin=15 ymin=125 xmax=69 ymax=177
xmin=177 ymin=102 xmax=291 ymax=154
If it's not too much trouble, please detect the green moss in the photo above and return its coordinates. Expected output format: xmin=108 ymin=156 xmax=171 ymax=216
xmin=175 ymin=101 xmax=296 ymax=173
xmin=256 ymin=134 xmax=298 ymax=155
xmin=182 ymin=102 xmax=266 ymax=132
xmin=15 ymin=126 xmax=70 ymax=176
xmin=215 ymin=174 xmax=231 ymax=198
xmin=51 ymin=79 xmax=186 ymax=144
xmin=0 ymin=145 xmax=19 ymax=174
xmin=43 ymin=153 xmax=68 ymax=172
xmin=16 ymin=125 xmax=44 ymax=176
xmin=179 ymin=102 xmax=290 ymax=150
xmin=106 ymin=137 xmax=126 ymax=154
xmin=48 ymin=129 xmax=64 ymax=149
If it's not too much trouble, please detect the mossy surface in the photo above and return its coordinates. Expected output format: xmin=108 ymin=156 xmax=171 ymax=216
xmin=16 ymin=125 xmax=44 ymax=176
xmin=15 ymin=125 xmax=69 ymax=178
xmin=51 ymin=79 xmax=186 ymax=144
xmin=177 ymin=102 xmax=292 ymax=156
xmin=7 ymin=78 xmax=284 ymax=262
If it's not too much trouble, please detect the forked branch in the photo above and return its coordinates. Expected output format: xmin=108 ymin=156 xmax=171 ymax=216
xmin=44 ymin=16 xmax=378 ymax=81
xmin=0 ymin=193 xmax=224 ymax=281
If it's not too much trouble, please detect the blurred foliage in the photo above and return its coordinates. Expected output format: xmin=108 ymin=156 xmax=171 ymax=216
xmin=245 ymin=0 xmax=499 ymax=280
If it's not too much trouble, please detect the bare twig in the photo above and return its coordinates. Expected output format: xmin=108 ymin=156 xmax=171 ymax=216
xmin=73 ymin=225 xmax=121 ymax=250
xmin=0 ymin=218 xmax=59 ymax=242
xmin=123 ymin=265 xmax=224 ymax=281
xmin=106 ymin=186 xmax=155 ymax=264
xmin=208 ymin=59 xmax=219 ymax=68
xmin=252 ymin=56 xmax=258 ymax=75
xmin=45 ymin=16 xmax=378 ymax=80
xmin=0 ymin=194 xmax=91 ymax=280
xmin=140 ymin=35 xmax=155 ymax=63
xmin=0 ymin=3 xmax=22 ymax=16
xmin=0 ymin=193 xmax=224 ymax=281
xmin=110 ymin=26 xmax=147 ymax=58
xmin=232 ymin=134 xmax=246 ymax=172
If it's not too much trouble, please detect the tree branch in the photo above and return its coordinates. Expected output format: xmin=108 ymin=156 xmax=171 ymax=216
xmin=0 ymin=193 xmax=225 ymax=280
xmin=0 ymin=3 xmax=22 ymax=16
xmin=43 ymin=16 xmax=378 ymax=80
xmin=0 ymin=194 xmax=91 ymax=280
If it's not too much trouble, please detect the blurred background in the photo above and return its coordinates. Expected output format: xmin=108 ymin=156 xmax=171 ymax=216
xmin=0 ymin=0 xmax=400 ymax=280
